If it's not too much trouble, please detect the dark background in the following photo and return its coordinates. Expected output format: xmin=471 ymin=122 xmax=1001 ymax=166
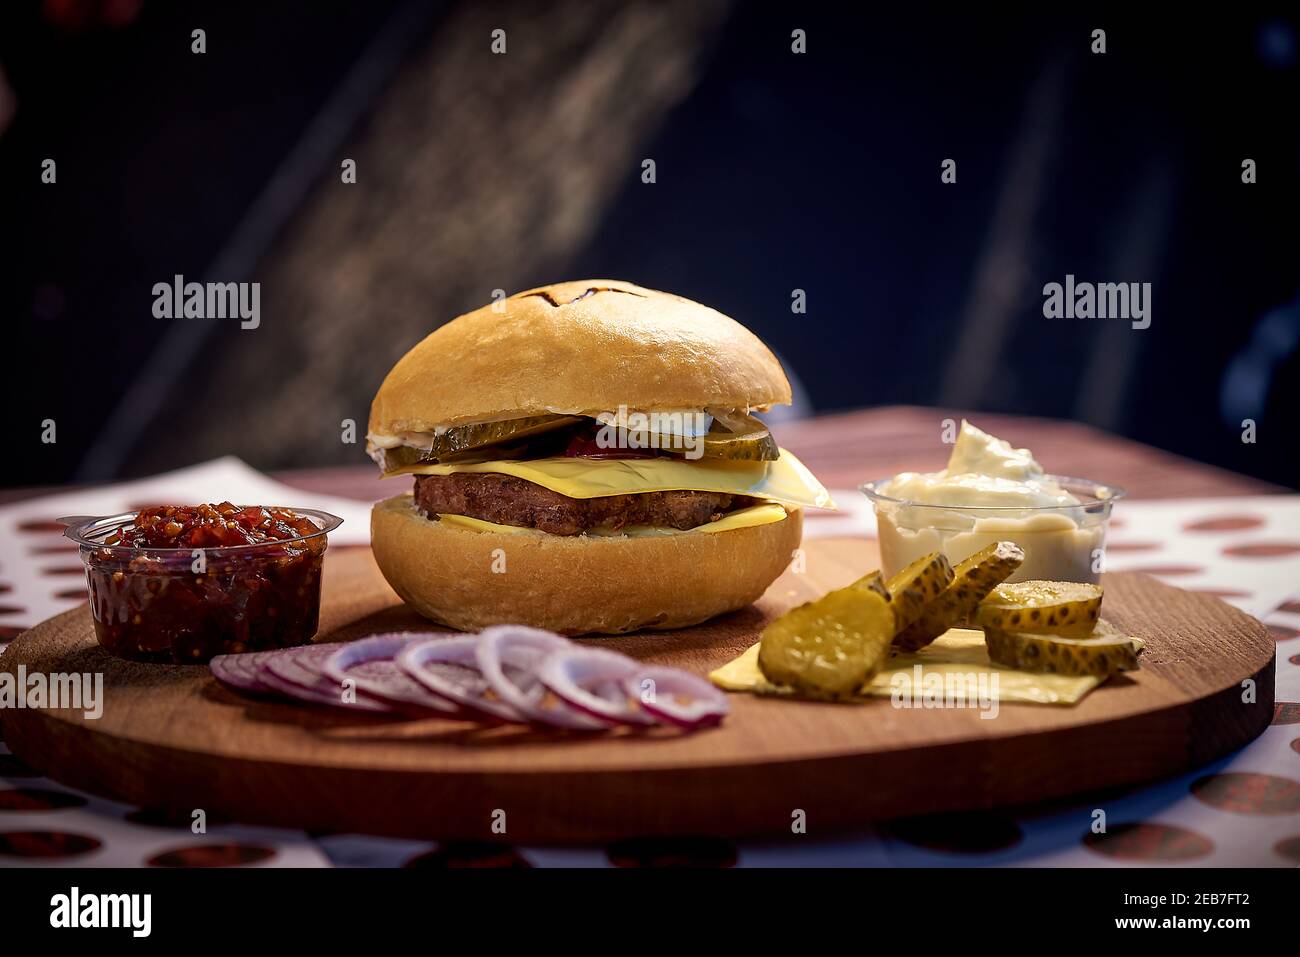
xmin=3 ymin=0 xmax=1297 ymax=488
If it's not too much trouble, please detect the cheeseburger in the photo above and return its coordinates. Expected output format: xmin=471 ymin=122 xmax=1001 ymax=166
xmin=366 ymin=280 xmax=833 ymax=634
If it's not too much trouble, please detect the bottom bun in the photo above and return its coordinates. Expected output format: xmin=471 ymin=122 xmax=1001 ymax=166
xmin=370 ymin=494 xmax=802 ymax=635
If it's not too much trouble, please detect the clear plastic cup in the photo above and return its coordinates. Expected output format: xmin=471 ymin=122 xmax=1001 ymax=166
xmin=60 ymin=507 xmax=344 ymax=664
xmin=859 ymin=476 xmax=1123 ymax=584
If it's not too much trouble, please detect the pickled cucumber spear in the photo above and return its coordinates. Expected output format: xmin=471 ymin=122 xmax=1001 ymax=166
xmin=894 ymin=542 xmax=1025 ymax=652
xmin=885 ymin=552 xmax=954 ymax=633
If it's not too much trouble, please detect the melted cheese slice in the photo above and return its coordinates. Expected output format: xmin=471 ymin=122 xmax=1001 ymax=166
xmin=438 ymin=503 xmax=789 ymax=538
xmin=398 ymin=448 xmax=835 ymax=510
xmin=710 ymin=629 xmax=1104 ymax=705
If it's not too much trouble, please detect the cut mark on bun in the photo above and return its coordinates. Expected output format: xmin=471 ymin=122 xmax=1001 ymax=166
xmin=523 ymin=286 xmax=648 ymax=308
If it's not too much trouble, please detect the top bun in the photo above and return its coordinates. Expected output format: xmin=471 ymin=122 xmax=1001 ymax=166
xmin=368 ymin=280 xmax=792 ymax=436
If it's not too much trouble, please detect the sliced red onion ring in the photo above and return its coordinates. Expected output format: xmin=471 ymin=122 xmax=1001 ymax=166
xmin=263 ymin=644 xmax=392 ymax=712
xmin=396 ymin=636 xmax=520 ymax=722
xmin=322 ymin=633 xmax=465 ymax=718
xmin=623 ymin=666 xmax=729 ymax=729
xmin=210 ymin=649 xmax=279 ymax=693
xmin=533 ymin=646 xmax=657 ymax=727
xmin=476 ymin=626 xmax=610 ymax=730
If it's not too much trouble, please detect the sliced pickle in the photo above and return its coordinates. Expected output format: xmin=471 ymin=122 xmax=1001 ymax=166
xmin=849 ymin=569 xmax=891 ymax=602
xmin=383 ymin=415 xmax=584 ymax=470
xmin=984 ymin=620 xmax=1139 ymax=677
xmin=977 ymin=581 xmax=1103 ymax=637
xmin=591 ymin=408 xmax=777 ymax=461
xmin=894 ymin=542 xmax=1025 ymax=652
xmin=758 ymin=587 xmax=896 ymax=699
xmin=885 ymin=551 xmax=955 ymax=633
xmin=1094 ymin=619 xmax=1144 ymax=670
xmin=699 ymin=408 xmax=780 ymax=462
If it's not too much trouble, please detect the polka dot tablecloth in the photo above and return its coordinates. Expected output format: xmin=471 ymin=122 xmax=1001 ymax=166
xmin=1 ymin=468 xmax=1299 ymax=866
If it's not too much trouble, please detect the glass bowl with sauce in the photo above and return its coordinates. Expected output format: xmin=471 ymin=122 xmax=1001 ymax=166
xmin=859 ymin=477 xmax=1123 ymax=584
xmin=61 ymin=504 xmax=344 ymax=664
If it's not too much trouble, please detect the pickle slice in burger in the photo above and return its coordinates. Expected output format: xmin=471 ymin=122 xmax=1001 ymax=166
xmin=601 ymin=408 xmax=778 ymax=461
xmin=383 ymin=414 xmax=585 ymax=469
xmin=698 ymin=408 xmax=780 ymax=461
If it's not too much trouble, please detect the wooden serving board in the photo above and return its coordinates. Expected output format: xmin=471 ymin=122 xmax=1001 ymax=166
xmin=0 ymin=539 xmax=1275 ymax=844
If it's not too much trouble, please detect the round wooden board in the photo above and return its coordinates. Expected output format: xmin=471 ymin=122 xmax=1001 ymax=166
xmin=0 ymin=539 xmax=1275 ymax=844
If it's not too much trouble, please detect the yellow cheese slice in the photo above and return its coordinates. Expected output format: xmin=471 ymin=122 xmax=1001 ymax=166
xmin=395 ymin=448 xmax=835 ymax=510
xmin=710 ymin=629 xmax=1103 ymax=705
xmin=436 ymin=512 xmax=533 ymax=535
xmin=437 ymin=503 xmax=789 ymax=538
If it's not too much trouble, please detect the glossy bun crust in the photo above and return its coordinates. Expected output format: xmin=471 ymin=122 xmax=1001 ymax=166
xmin=368 ymin=280 xmax=792 ymax=436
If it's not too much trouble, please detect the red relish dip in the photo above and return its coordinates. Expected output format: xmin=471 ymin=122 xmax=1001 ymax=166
xmin=105 ymin=503 xmax=319 ymax=549
xmin=84 ymin=504 xmax=331 ymax=664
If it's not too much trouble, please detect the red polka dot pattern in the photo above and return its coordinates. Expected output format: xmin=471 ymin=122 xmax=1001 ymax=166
xmin=405 ymin=842 xmax=533 ymax=868
xmin=1082 ymin=822 xmax=1213 ymax=861
xmin=1190 ymin=773 xmax=1300 ymax=814
xmin=42 ymin=566 xmax=87 ymax=576
xmin=1289 ymin=653 xmax=1300 ymax=666
xmin=16 ymin=520 xmax=67 ymax=533
xmin=0 ymin=605 xmax=26 ymax=615
xmin=1276 ymin=836 xmax=1300 ymax=862
xmin=605 ymin=836 xmax=738 ymax=868
xmin=1276 ymin=703 xmax=1300 ymax=725
xmin=1223 ymin=543 xmax=1300 ymax=558
xmin=1105 ymin=542 xmax=1161 ymax=553
xmin=1280 ymin=600 xmax=1300 ymax=615
xmin=1270 ymin=625 xmax=1300 ymax=642
xmin=0 ymin=831 xmax=101 ymax=859
xmin=1184 ymin=516 xmax=1264 ymax=532
xmin=0 ymin=626 xmax=25 ymax=642
xmin=54 ymin=588 xmax=88 ymax=600
xmin=1124 ymin=565 xmax=1204 ymax=577
xmin=146 ymin=843 xmax=276 ymax=867
xmin=28 ymin=544 xmax=79 ymax=555
xmin=1191 ymin=588 xmax=1251 ymax=600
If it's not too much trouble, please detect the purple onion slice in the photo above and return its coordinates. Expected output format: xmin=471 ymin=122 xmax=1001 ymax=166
xmin=476 ymin=626 xmax=609 ymax=730
xmin=533 ymin=646 xmax=657 ymax=728
xmin=623 ymin=666 xmax=729 ymax=729
xmin=396 ymin=636 xmax=521 ymax=722
xmin=210 ymin=649 xmax=278 ymax=693
xmin=322 ymin=633 xmax=466 ymax=718
xmin=261 ymin=644 xmax=392 ymax=711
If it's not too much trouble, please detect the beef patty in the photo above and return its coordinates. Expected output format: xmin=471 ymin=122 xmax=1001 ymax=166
xmin=413 ymin=472 xmax=755 ymax=536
